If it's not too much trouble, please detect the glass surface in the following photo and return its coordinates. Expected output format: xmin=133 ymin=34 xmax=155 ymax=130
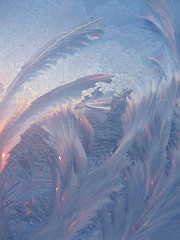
xmin=0 ymin=1 xmax=180 ymax=239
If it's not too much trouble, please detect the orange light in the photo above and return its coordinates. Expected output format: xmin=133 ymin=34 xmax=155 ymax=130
xmin=0 ymin=152 xmax=8 ymax=173
xmin=93 ymin=36 xmax=100 ymax=39
xmin=151 ymin=180 xmax=154 ymax=186
xmin=56 ymin=187 xmax=58 ymax=192
xmin=61 ymin=197 xmax=64 ymax=202
xmin=58 ymin=155 xmax=61 ymax=161
xmin=27 ymin=209 xmax=31 ymax=215
xmin=79 ymin=117 xmax=84 ymax=124
xmin=24 ymin=201 xmax=30 ymax=206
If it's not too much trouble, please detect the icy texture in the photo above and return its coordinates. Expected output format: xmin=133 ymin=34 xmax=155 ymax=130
xmin=0 ymin=0 xmax=180 ymax=239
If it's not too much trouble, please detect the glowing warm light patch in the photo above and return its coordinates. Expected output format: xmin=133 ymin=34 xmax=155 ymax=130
xmin=151 ymin=180 xmax=154 ymax=186
xmin=93 ymin=36 xmax=100 ymax=39
xmin=125 ymin=177 xmax=127 ymax=181
xmin=0 ymin=152 xmax=9 ymax=173
xmin=24 ymin=201 xmax=30 ymax=206
xmin=56 ymin=187 xmax=59 ymax=192
xmin=27 ymin=209 xmax=31 ymax=215
xmin=58 ymin=155 xmax=61 ymax=161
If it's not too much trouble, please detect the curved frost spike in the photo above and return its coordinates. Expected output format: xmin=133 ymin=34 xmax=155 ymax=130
xmin=167 ymin=0 xmax=180 ymax=68
xmin=0 ymin=74 xmax=113 ymax=171
xmin=150 ymin=52 xmax=173 ymax=83
xmin=3 ymin=17 xmax=105 ymax=100
xmin=1 ymin=1 xmax=180 ymax=239
xmin=99 ymin=81 xmax=180 ymax=240
xmin=0 ymin=18 xmax=104 ymax=135
xmin=42 ymin=109 xmax=89 ymax=187
xmin=19 ymin=74 xmax=113 ymax=123
xmin=29 ymin=82 xmax=180 ymax=240
xmin=0 ymin=125 xmax=58 ymax=239
xmin=29 ymin=131 xmax=131 ymax=240
xmin=145 ymin=0 xmax=180 ymax=67
xmin=1 ymin=90 xmax=129 ymax=240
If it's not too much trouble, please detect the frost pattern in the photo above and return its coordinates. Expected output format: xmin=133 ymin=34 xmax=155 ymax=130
xmin=0 ymin=1 xmax=180 ymax=240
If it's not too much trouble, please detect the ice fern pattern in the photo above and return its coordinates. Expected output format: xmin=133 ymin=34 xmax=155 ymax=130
xmin=0 ymin=0 xmax=180 ymax=239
